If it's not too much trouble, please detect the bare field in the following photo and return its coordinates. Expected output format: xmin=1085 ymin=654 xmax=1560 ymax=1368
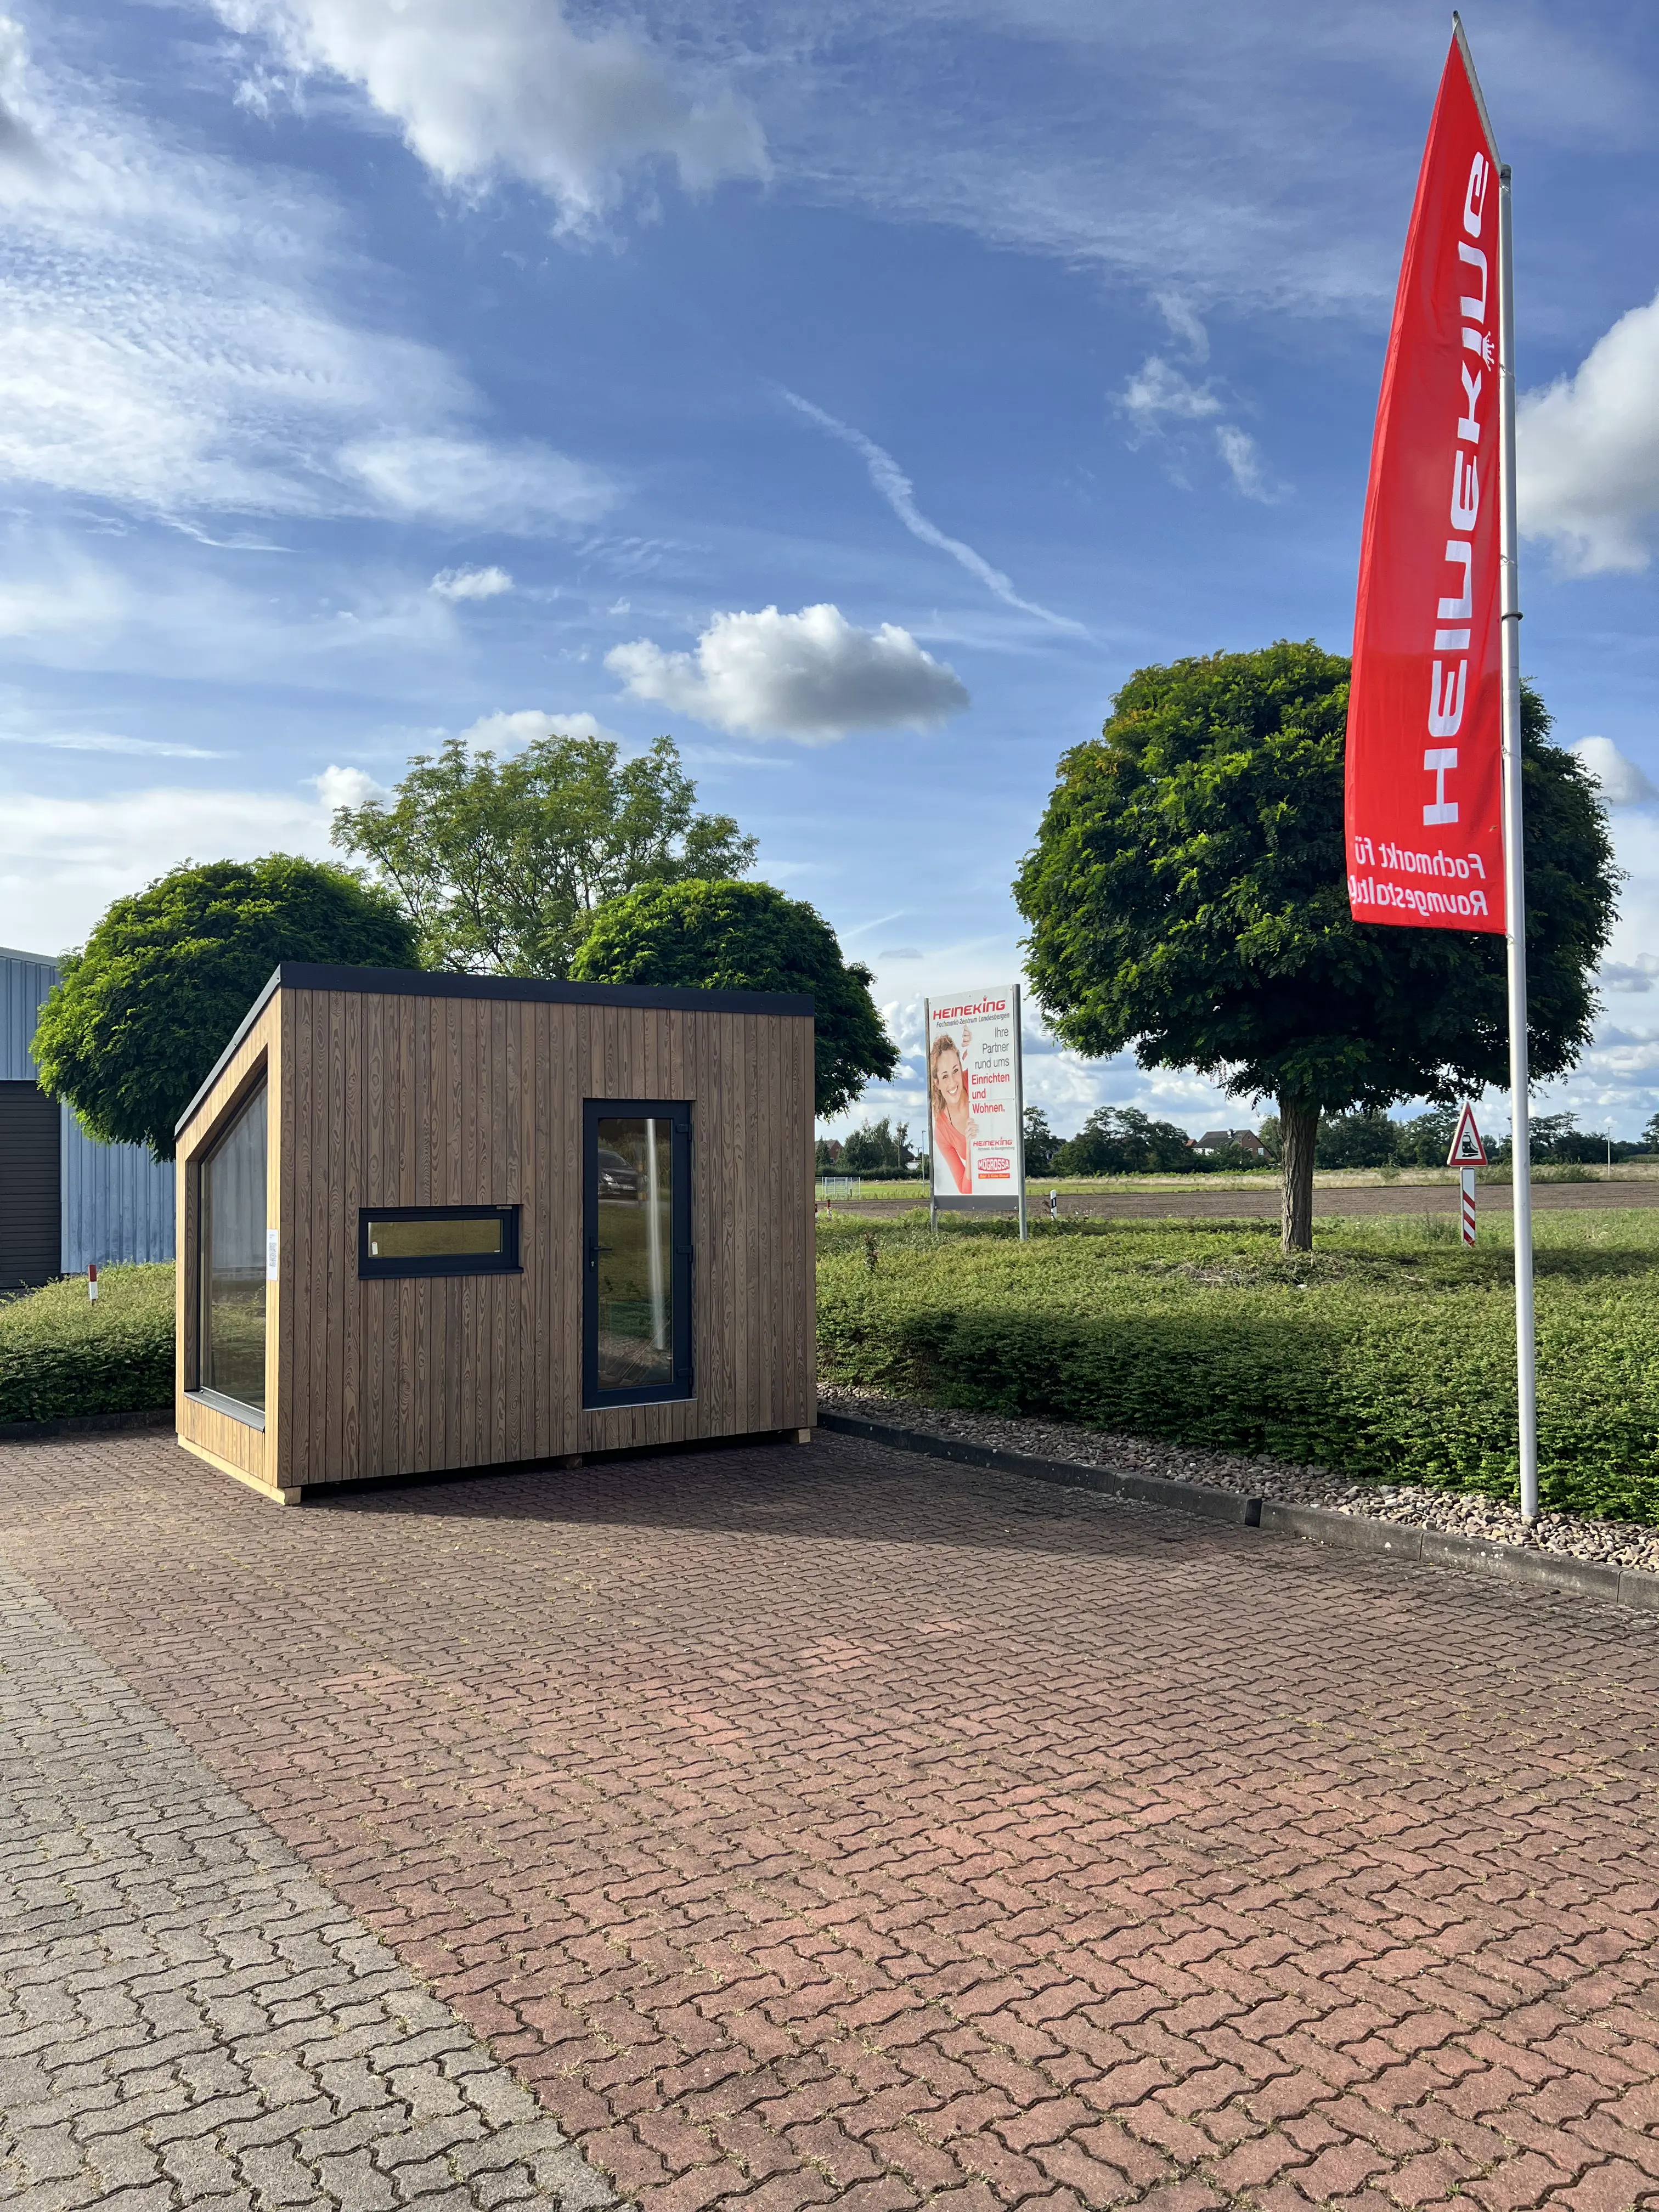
xmin=836 ymin=1175 xmax=1659 ymax=1220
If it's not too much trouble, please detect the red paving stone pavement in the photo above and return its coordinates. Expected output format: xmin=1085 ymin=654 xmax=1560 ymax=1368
xmin=5 ymin=1427 xmax=1659 ymax=2212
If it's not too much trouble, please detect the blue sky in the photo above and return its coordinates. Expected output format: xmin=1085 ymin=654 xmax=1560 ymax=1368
xmin=4 ymin=0 xmax=1659 ymax=1141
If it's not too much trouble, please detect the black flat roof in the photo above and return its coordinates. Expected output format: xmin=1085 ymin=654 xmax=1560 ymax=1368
xmin=177 ymin=962 xmax=815 ymax=1135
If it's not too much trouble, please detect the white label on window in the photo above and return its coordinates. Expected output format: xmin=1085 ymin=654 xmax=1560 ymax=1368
xmin=267 ymin=1228 xmax=279 ymax=1281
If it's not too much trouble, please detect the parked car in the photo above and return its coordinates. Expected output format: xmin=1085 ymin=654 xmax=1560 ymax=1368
xmin=597 ymin=1146 xmax=639 ymax=1200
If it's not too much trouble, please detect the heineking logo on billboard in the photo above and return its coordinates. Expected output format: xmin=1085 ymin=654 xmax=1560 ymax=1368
xmin=924 ymin=986 xmax=1025 ymax=1202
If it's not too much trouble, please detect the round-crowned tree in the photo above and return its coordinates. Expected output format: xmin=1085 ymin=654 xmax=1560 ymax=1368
xmin=32 ymin=855 xmax=419 ymax=1159
xmin=572 ymin=879 xmax=898 ymax=1118
xmin=1014 ymin=641 xmax=1617 ymax=1251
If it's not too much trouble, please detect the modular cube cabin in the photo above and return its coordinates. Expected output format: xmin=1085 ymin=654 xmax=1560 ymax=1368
xmin=174 ymin=964 xmax=816 ymax=1503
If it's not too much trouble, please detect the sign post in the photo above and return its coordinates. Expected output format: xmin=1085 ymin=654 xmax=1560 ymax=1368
xmin=1344 ymin=16 xmax=1537 ymax=1519
xmin=923 ymin=986 xmax=1028 ymax=1240
xmin=1447 ymin=1102 xmax=1487 ymax=1248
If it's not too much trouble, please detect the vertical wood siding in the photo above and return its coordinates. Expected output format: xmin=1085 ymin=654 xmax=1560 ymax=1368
xmin=254 ymin=985 xmax=813 ymax=1492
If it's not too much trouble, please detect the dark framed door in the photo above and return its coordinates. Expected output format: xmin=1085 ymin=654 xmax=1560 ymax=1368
xmin=583 ymin=1101 xmax=693 ymax=1407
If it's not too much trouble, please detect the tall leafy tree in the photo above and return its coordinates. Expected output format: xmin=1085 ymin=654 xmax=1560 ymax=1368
xmin=332 ymin=732 xmax=757 ymax=977
xmin=1015 ymin=642 xmax=1616 ymax=1250
xmin=1021 ymin=1106 xmax=1063 ymax=1175
xmin=32 ymin=856 xmax=419 ymax=1159
xmin=572 ymin=879 xmax=898 ymax=1118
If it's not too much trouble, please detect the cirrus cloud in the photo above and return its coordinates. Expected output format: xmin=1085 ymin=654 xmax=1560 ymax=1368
xmin=341 ymin=438 xmax=614 ymax=533
xmin=0 ymin=19 xmax=614 ymax=533
xmin=606 ymin=603 xmax=969 ymax=744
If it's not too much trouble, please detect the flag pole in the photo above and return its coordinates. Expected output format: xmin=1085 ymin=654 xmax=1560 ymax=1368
xmin=1496 ymin=157 xmax=1537 ymax=1522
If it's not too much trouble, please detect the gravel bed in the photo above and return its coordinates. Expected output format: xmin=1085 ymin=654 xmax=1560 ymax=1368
xmin=818 ymin=1384 xmax=1659 ymax=1573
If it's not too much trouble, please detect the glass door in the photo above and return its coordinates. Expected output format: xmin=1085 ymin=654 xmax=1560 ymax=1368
xmin=583 ymin=1101 xmax=692 ymax=1406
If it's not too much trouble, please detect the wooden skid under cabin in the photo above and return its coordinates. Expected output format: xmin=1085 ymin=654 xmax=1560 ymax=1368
xmin=173 ymin=963 xmax=817 ymax=1503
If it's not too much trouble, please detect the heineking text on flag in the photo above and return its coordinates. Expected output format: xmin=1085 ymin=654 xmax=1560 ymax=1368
xmin=1345 ymin=30 xmax=1504 ymax=936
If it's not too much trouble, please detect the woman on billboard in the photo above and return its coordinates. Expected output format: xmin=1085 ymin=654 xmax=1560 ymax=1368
xmin=929 ymin=1031 xmax=972 ymax=1194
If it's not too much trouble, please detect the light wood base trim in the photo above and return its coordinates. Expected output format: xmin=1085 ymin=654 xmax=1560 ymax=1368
xmin=178 ymin=1434 xmax=302 ymax=1506
xmin=794 ymin=1428 xmax=812 ymax=1444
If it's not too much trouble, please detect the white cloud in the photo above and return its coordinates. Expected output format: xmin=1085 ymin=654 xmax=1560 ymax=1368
xmin=1214 ymin=424 xmax=1274 ymax=502
xmin=0 ymin=541 xmax=129 ymax=645
xmin=606 ymin=603 xmax=969 ymax=744
xmin=0 ymin=20 xmax=612 ymax=532
xmin=213 ymin=0 xmax=768 ymax=230
xmin=1154 ymin=293 xmax=1210 ymax=362
xmin=458 ymin=708 xmax=623 ymax=751
xmin=0 ymin=781 xmax=343 ymax=953
xmin=1601 ymin=956 xmax=1659 ymax=996
xmin=1518 ymin=292 xmax=1659 ymax=574
xmin=342 ymin=439 xmax=614 ymax=533
xmin=313 ymin=763 xmax=387 ymax=809
xmin=1119 ymin=355 xmax=1225 ymax=435
xmin=781 ymin=390 xmax=1084 ymax=634
xmin=1573 ymin=737 xmax=1658 ymax=810
xmin=1118 ymin=356 xmax=1278 ymax=500
xmin=430 ymin=564 xmax=514 ymax=601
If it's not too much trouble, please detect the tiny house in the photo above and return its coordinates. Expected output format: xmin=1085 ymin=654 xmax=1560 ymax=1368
xmin=173 ymin=963 xmax=816 ymax=1503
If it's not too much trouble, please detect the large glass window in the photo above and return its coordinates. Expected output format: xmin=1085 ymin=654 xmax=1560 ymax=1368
xmin=198 ymin=1082 xmax=267 ymax=1417
xmin=584 ymin=1103 xmax=692 ymax=1406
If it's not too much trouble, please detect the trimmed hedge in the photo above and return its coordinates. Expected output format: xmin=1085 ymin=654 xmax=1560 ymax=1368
xmin=0 ymin=1265 xmax=175 ymax=1425
xmin=817 ymin=1212 xmax=1659 ymax=1523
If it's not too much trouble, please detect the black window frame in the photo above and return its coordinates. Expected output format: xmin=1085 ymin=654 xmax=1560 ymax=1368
xmin=583 ymin=1098 xmax=693 ymax=1408
xmin=358 ymin=1204 xmax=521 ymax=1280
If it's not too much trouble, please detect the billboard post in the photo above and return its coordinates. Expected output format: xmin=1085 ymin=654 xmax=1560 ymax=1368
xmin=923 ymin=985 xmax=1027 ymax=1240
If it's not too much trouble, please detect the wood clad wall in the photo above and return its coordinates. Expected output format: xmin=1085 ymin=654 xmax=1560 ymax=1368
xmin=272 ymin=986 xmax=815 ymax=1491
xmin=174 ymin=996 xmax=283 ymax=1492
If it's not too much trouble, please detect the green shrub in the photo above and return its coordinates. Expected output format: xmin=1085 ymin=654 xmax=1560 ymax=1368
xmin=0 ymin=1265 xmax=176 ymax=1424
xmin=817 ymin=1212 xmax=1659 ymax=1523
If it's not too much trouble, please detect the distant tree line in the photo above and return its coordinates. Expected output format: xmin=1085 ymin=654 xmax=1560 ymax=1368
xmin=1293 ymin=1104 xmax=1651 ymax=1170
xmin=816 ymin=1117 xmax=921 ymax=1178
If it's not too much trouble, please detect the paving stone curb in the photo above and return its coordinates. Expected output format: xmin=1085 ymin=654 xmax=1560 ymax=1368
xmin=817 ymin=1408 xmax=1263 ymax=1526
xmin=0 ymin=1405 xmax=173 ymax=1443
xmin=0 ymin=1406 xmax=172 ymax=1443
xmin=818 ymin=1407 xmax=1659 ymax=1613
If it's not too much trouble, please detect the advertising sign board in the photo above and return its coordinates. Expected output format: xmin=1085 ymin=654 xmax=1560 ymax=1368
xmin=923 ymin=986 xmax=1025 ymax=1223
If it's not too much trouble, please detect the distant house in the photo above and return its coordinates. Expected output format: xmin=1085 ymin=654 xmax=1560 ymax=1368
xmin=1 ymin=946 xmax=175 ymax=1289
xmin=1196 ymin=1127 xmax=1265 ymax=1157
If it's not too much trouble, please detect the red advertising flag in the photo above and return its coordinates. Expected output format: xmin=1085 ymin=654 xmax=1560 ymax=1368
xmin=1346 ymin=29 xmax=1504 ymax=935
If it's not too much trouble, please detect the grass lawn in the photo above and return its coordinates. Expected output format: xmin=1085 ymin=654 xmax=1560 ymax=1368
xmin=0 ymin=1264 xmax=175 ymax=1425
xmin=817 ymin=1208 xmax=1659 ymax=1523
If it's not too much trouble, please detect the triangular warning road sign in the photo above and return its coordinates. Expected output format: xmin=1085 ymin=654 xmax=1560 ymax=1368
xmin=1446 ymin=1102 xmax=1487 ymax=1167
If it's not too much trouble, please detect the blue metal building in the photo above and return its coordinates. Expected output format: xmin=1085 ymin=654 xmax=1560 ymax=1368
xmin=0 ymin=946 xmax=175 ymax=1287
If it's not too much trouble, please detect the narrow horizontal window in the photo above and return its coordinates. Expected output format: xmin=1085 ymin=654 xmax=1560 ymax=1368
xmin=358 ymin=1205 xmax=520 ymax=1279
